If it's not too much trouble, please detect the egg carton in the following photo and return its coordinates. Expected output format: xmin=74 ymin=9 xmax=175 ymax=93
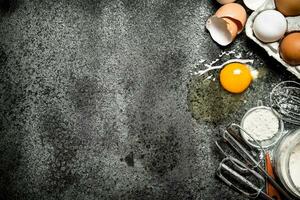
xmin=245 ymin=0 xmax=300 ymax=79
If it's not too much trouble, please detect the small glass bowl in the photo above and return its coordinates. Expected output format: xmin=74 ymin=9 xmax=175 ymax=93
xmin=274 ymin=129 xmax=300 ymax=198
xmin=240 ymin=105 xmax=284 ymax=149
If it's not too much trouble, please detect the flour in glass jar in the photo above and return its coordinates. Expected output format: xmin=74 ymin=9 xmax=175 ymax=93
xmin=242 ymin=109 xmax=280 ymax=141
xmin=289 ymin=143 xmax=300 ymax=190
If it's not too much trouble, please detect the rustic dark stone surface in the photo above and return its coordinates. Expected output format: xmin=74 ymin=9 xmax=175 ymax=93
xmin=0 ymin=0 xmax=297 ymax=199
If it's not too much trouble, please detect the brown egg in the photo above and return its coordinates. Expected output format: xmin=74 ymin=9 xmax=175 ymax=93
xmin=215 ymin=3 xmax=247 ymax=33
xmin=275 ymin=0 xmax=300 ymax=16
xmin=279 ymin=32 xmax=300 ymax=66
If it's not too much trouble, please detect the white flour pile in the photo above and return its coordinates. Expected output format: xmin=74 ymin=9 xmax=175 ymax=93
xmin=242 ymin=108 xmax=279 ymax=141
xmin=289 ymin=143 xmax=300 ymax=190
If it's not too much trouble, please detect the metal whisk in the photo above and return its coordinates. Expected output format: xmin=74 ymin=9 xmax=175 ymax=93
xmin=215 ymin=124 xmax=294 ymax=200
xmin=270 ymin=81 xmax=300 ymax=125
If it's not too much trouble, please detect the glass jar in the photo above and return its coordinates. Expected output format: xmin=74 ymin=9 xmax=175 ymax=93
xmin=274 ymin=128 xmax=300 ymax=198
xmin=240 ymin=105 xmax=284 ymax=149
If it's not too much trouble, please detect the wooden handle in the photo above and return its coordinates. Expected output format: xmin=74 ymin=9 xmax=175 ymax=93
xmin=265 ymin=153 xmax=282 ymax=200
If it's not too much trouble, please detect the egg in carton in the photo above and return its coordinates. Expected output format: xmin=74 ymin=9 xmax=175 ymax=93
xmin=245 ymin=0 xmax=300 ymax=79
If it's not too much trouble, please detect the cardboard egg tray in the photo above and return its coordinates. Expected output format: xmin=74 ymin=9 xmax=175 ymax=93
xmin=245 ymin=0 xmax=300 ymax=79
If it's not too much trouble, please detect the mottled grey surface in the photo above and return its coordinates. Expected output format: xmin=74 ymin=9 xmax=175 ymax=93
xmin=0 ymin=0 xmax=297 ymax=199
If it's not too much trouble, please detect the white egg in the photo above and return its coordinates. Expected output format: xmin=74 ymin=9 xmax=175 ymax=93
xmin=253 ymin=10 xmax=287 ymax=43
xmin=216 ymin=0 xmax=236 ymax=5
xmin=243 ymin=0 xmax=266 ymax=10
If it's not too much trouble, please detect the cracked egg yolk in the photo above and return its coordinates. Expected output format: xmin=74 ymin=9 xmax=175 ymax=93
xmin=220 ymin=62 xmax=252 ymax=94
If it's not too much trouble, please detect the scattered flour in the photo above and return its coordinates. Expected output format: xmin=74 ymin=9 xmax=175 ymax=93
xmin=190 ymin=50 xmax=255 ymax=76
xmin=192 ymin=59 xmax=254 ymax=76
xmin=219 ymin=50 xmax=237 ymax=57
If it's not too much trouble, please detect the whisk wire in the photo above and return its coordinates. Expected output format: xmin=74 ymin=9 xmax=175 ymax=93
xmin=270 ymin=81 xmax=300 ymax=125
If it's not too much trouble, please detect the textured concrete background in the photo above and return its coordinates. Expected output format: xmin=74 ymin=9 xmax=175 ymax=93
xmin=0 ymin=0 xmax=297 ymax=199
